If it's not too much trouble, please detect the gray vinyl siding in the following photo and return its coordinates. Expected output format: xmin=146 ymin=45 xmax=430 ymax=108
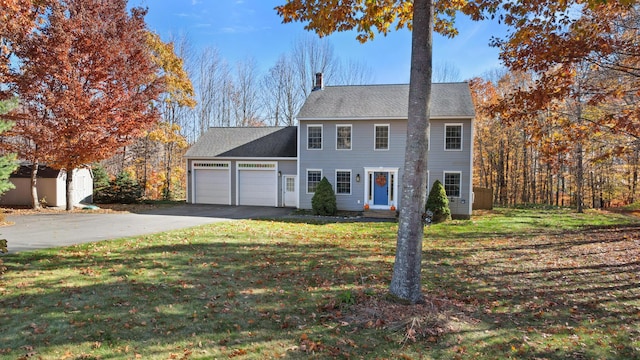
xmin=299 ymin=119 xmax=407 ymax=211
xmin=427 ymin=118 xmax=474 ymax=216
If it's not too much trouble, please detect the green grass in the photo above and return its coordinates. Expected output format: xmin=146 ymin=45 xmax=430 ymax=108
xmin=1 ymin=208 xmax=639 ymax=359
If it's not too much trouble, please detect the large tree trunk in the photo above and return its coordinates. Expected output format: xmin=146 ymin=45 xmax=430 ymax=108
xmin=30 ymin=161 xmax=40 ymax=210
xmin=65 ymin=168 xmax=74 ymax=211
xmin=389 ymin=0 xmax=432 ymax=304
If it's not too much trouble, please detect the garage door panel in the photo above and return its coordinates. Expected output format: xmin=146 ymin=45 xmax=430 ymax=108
xmin=194 ymin=168 xmax=229 ymax=204
xmin=238 ymin=169 xmax=276 ymax=206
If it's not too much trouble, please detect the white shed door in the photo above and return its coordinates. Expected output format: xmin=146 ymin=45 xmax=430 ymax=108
xmin=238 ymin=169 xmax=277 ymax=206
xmin=194 ymin=168 xmax=230 ymax=204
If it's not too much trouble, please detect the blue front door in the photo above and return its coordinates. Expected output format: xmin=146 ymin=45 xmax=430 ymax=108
xmin=373 ymin=172 xmax=389 ymax=205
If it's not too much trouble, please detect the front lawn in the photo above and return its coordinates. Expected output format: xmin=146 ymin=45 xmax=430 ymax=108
xmin=1 ymin=208 xmax=639 ymax=359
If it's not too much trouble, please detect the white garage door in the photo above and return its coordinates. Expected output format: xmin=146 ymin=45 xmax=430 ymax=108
xmin=193 ymin=162 xmax=230 ymax=204
xmin=238 ymin=163 xmax=277 ymax=206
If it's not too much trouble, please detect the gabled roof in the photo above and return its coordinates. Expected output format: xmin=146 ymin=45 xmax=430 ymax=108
xmin=11 ymin=164 xmax=61 ymax=178
xmin=184 ymin=126 xmax=297 ymax=159
xmin=296 ymin=82 xmax=475 ymax=120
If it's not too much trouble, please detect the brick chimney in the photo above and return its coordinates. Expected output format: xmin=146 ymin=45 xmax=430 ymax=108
xmin=312 ymin=72 xmax=323 ymax=91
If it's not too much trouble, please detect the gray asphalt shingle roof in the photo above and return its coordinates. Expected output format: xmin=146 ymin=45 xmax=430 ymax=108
xmin=184 ymin=126 xmax=297 ymax=159
xmin=296 ymin=82 xmax=475 ymax=120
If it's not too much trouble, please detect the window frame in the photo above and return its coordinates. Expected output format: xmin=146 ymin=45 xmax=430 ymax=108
xmin=444 ymin=123 xmax=463 ymax=151
xmin=336 ymin=124 xmax=352 ymax=150
xmin=374 ymin=124 xmax=390 ymax=151
xmin=307 ymin=125 xmax=323 ymax=150
xmin=306 ymin=169 xmax=323 ymax=194
xmin=335 ymin=169 xmax=352 ymax=195
xmin=443 ymin=171 xmax=462 ymax=198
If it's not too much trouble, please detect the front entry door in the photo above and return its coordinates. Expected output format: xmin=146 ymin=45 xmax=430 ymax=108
xmin=373 ymin=172 xmax=389 ymax=205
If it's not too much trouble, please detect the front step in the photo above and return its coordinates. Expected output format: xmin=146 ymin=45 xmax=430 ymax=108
xmin=363 ymin=209 xmax=397 ymax=219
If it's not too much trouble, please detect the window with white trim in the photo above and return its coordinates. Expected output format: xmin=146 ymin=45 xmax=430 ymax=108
xmin=444 ymin=172 xmax=461 ymax=197
xmin=307 ymin=170 xmax=322 ymax=193
xmin=335 ymin=170 xmax=351 ymax=195
xmin=336 ymin=125 xmax=352 ymax=150
xmin=375 ymin=125 xmax=389 ymax=150
xmin=445 ymin=124 xmax=462 ymax=150
xmin=307 ymin=125 xmax=323 ymax=150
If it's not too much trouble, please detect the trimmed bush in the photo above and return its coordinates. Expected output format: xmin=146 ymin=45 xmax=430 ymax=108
xmin=311 ymin=177 xmax=337 ymax=216
xmin=426 ymin=180 xmax=451 ymax=223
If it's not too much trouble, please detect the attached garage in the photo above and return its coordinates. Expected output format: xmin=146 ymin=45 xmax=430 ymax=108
xmin=185 ymin=126 xmax=298 ymax=208
xmin=237 ymin=162 xmax=277 ymax=206
xmin=192 ymin=162 xmax=230 ymax=204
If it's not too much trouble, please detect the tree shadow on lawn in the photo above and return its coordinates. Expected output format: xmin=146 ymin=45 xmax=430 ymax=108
xmin=424 ymin=225 xmax=640 ymax=359
xmin=2 ymin=220 xmax=639 ymax=359
xmin=0 ymin=238 xmax=402 ymax=359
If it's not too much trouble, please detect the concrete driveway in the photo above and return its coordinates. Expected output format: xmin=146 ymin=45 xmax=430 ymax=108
xmin=1 ymin=204 xmax=292 ymax=253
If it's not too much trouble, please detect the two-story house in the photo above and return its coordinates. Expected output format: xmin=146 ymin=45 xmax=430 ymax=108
xmin=184 ymin=77 xmax=475 ymax=218
xmin=296 ymin=77 xmax=475 ymax=218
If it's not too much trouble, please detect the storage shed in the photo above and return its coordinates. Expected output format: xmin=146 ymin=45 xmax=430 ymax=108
xmin=0 ymin=164 xmax=93 ymax=207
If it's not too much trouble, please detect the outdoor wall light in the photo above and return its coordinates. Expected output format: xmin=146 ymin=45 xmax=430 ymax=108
xmin=278 ymin=171 xmax=282 ymax=177
xmin=356 ymin=174 xmax=361 ymax=182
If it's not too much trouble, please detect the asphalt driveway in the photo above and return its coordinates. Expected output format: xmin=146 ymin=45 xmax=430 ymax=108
xmin=1 ymin=204 xmax=292 ymax=253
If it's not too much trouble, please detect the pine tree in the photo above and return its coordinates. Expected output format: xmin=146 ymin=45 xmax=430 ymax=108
xmin=91 ymin=163 xmax=110 ymax=195
xmin=0 ymin=100 xmax=18 ymax=196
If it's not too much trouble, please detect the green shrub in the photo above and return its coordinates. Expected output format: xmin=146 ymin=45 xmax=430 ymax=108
xmin=311 ymin=177 xmax=337 ymax=216
xmin=94 ymin=171 xmax=142 ymax=204
xmin=426 ymin=180 xmax=451 ymax=223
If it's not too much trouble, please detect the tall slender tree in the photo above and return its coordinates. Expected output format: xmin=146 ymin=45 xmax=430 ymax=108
xmin=276 ymin=0 xmax=457 ymax=303
xmin=145 ymin=31 xmax=195 ymax=200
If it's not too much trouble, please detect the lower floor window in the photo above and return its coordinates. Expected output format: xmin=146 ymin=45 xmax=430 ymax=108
xmin=336 ymin=171 xmax=351 ymax=195
xmin=444 ymin=172 xmax=461 ymax=197
xmin=307 ymin=170 xmax=322 ymax=193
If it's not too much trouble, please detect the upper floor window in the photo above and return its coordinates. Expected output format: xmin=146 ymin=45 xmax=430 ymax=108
xmin=444 ymin=172 xmax=461 ymax=197
xmin=335 ymin=170 xmax=351 ymax=195
xmin=445 ymin=124 xmax=462 ymax=150
xmin=336 ymin=125 xmax=352 ymax=150
xmin=375 ymin=124 xmax=389 ymax=150
xmin=307 ymin=125 xmax=323 ymax=150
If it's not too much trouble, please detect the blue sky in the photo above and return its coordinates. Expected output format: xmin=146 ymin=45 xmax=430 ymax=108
xmin=132 ymin=0 xmax=508 ymax=84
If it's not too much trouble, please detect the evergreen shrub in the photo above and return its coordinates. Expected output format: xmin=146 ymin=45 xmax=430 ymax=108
xmin=426 ymin=180 xmax=451 ymax=223
xmin=311 ymin=177 xmax=337 ymax=216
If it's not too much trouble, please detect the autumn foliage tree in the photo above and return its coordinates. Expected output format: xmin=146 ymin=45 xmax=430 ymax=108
xmin=7 ymin=0 xmax=164 ymax=210
xmin=144 ymin=31 xmax=195 ymax=200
